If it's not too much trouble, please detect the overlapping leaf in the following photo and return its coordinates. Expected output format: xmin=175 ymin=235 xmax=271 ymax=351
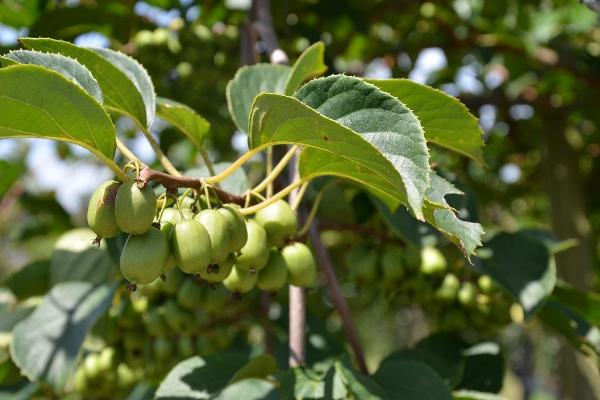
xmin=424 ymin=172 xmax=484 ymax=257
xmin=92 ymin=47 xmax=156 ymax=128
xmin=155 ymin=353 xmax=275 ymax=400
xmin=226 ymin=63 xmax=291 ymax=133
xmin=10 ymin=282 xmax=115 ymax=391
xmin=368 ymin=79 xmax=485 ymax=165
xmin=249 ymin=75 xmax=430 ymax=218
xmin=226 ymin=41 xmax=327 ymax=133
xmin=0 ymin=65 xmax=116 ymax=166
xmin=478 ymin=232 xmax=556 ymax=316
xmin=157 ymin=97 xmax=210 ymax=149
xmin=284 ymin=41 xmax=327 ymax=95
xmin=20 ymin=38 xmax=151 ymax=128
xmin=1 ymin=50 xmax=103 ymax=103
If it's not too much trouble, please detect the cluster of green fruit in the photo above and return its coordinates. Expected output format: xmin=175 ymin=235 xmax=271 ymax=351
xmin=87 ymin=180 xmax=318 ymax=294
xmin=345 ymin=244 xmax=512 ymax=335
xmin=72 ymin=269 xmax=240 ymax=396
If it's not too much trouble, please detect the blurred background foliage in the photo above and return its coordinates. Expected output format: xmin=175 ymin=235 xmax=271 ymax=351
xmin=1 ymin=0 xmax=600 ymax=399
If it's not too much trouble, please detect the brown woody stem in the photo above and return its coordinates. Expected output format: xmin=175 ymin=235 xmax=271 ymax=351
xmin=137 ymin=166 xmax=244 ymax=206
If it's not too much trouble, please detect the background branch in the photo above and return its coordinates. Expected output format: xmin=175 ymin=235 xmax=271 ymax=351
xmin=309 ymin=221 xmax=369 ymax=374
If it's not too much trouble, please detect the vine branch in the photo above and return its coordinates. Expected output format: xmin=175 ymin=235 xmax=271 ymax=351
xmin=137 ymin=166 xmax=244 ymax=205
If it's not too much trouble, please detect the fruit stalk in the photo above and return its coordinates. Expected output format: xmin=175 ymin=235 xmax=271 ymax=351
xmin=239 ymin=179 xmax=305 ymax=216
xmin=251 ymin=144 xmax=299 ymax=195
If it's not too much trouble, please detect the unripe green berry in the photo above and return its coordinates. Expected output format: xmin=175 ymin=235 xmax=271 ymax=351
xmin=254 ymin=199 xmax=297 ymax=248
xmin=87 ymin=180 xmax=121 ymax=238
xmin=282 ymin=242 xmax=317 ymax=288
xmin=115 ymin=181 xmax=156 ymax=234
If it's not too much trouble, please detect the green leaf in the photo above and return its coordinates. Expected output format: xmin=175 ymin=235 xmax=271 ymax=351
xmin=19 ymin=38 xmax=149 ymax=129
xmin=457 ymin=343 xmax=505 ymax=394
xmin=155 ymin=353 xmax=248 ymax=399
xmin=538 ymin=301 xmax=600 ymax=356
xmin=10 ymin=282 xmax=115 ymax=391
xmin=0 ymin=160 xmax=24 ymax=199
xmin=3 ymin=260 xmax=50 ymax=301
xmin=2 ymin=49 xmax=103 ymax=103
xmin=92 ymin=47 xmax=156 ymax=128
xmin=373 ymin=360 xmax=453 ymax=400
xmin=423 ymin=172 xmax=484 ymax=257
xmin=479 ymin=231 xmax=556 ymax=316
xmin=551 ymin=281 xmax=600 ymax=328
xmin=250 ymin=75 xmax=430 ymax=218
xmin=157 ymin=97 xmax=210 ymax=149
xmin=284 ymin=41 xmax=327 ymax=95
xmin=367 ymin=79 xmax=485 ymax=165
xmin=518 ymin=228 xmax=578 ymax=254
xmin=217 ymin=379 xmax=278 ymax=400
xmin=0 ymin=64 xmax=117 ymax=166
xmin=0 ymin=380 xmax=38 ymax=400
xmin=226 ymin=64 xmax=291 ymax=133
xmin=229 ymin=354 xmax=277 ymax=384
xmin=185 ymin=162 xmax=249 ymax=196
xmin=0 ymin=303 xmax=35 ymax=334
xmin=50 ymin=228 xmax=117 ymax=286
xmin=335 ymin=361 xmax=387 ymax=400
xmin=277 ymin=364 xmax=348 ymax=400
xmin=453 ymin=390 xmax=506 ymax=400
xmin=377 ymin=333 xmax=467 ymax=391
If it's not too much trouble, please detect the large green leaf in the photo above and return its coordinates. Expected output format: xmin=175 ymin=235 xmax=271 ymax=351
xmin=457 ymin=343 xmax=505 ymax=394
xmin=367 ymin=79 xmax=484 ymax=165
xmin=155 ymin=353 xmax=250 ymax=399
xmin=217 ymin=379 xmax=278 ymax=400
xmin=1 ymin=49 xmax=103 ymax=103
xmin=92 ymin=47 xmax=156 ymax=128
xmin=479 ymin=231 xmax=555 ymax=316
xmin=226 ymin=63 xmax=290 ymax=133
xmin=19 ymin=38 xmax=149 ymax=128
xmin=226 ymin=42 xmax=327 ymax=134
xmin=250 ymin=75 xmax=430 ymax=218
xmin=10 ymin=282 xmax=115 ymax=391
xmin=300 ymin=151 xmax=482 ymax=255
xmin=0 ymin=65 xmax=116 ymax=166
xmin=552 ymin=281 xmax=600 ymax=327
xmin=157 ymin=97 xmax=210 ymax=149
xmin=277 ymin=363 xmax=348 ymax=400
xmin=50 ymin=228 xmax=117 ymax=286
xmin=423 ymin=172 xmax=484 ymax=257
xmin=0 ymin=303 xmax=35 ymax=334
xmin=284 ymin=41 xmax=327 ymax=95
xmin=335 ymin=361 xmax=386 ymax=400
xmin=538 ymin=301 xmax=600 ymax=356
xmin=228 ymin=354 xmax=277 ymax=384
xmin=373 ymin=360 xmax=453 ymax=400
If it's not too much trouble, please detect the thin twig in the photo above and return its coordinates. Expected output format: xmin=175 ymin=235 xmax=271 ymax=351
xmin=138 ymin=123 xmax=181 ymax=176
xmin=309 ymin=221 xmax=369 ymax=374
xmin=116 ymin=138 xmax=141 ymax=164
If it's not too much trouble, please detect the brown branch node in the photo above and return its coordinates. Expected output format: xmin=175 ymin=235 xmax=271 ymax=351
xmin=137 ymin=166 xmax=244 ymax=205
